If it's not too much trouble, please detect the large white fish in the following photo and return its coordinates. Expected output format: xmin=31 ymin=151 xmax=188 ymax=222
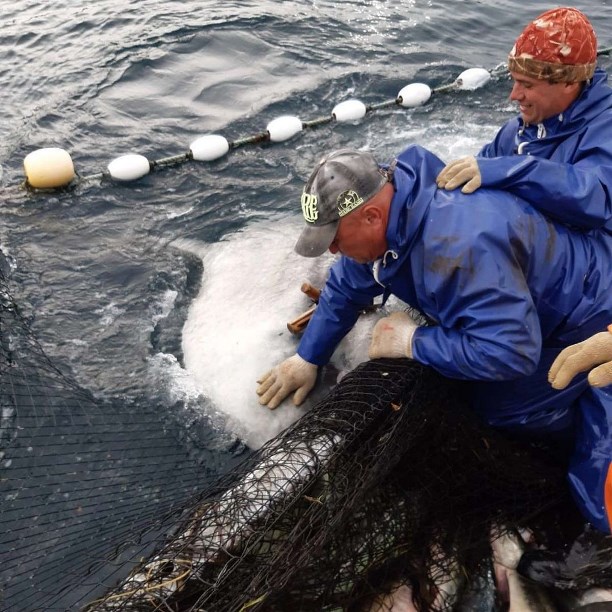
xmin=172 ymin=216 xmax=401 ymax=448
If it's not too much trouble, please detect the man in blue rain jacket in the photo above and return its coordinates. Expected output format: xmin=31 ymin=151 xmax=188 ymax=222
xmin=437 ymin=7 xmax=612 ymax=234
xmin=256 ymin=144 xmax=612 ymax=535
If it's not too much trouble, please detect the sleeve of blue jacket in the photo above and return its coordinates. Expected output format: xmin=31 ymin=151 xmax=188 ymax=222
xmin=297 ymin=257 xmax=384 ymax=366
xmin=411 ymin=218 xmax=542 ymax=381
xmin=477 ymin=121 xmax=612 ymax=231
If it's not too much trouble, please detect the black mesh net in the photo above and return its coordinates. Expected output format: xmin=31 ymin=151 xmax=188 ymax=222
xmin=0 ymin=265 xmax=215 ymax=611
xmin=1 ymin=262 xmax=579 ymax=612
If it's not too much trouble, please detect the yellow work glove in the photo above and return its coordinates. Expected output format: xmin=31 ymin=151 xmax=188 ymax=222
xmin=549 ymin=328 xmax=612 ymax=389
xmin=256 ymin=354 xmax=318 ymax=410
xmin=436 ymin=156 xmax=482 ymax=194
xmin=368 ymin=311 xmax=418 ymax=360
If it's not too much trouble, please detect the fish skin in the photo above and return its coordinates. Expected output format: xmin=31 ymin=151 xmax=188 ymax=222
xmin=508 ymin=572 xmax=558 ymax=612
xmin=89 ymin=434 xmax=342 ymax=609
xmin=366 ymin=583 xmax=419 ymax=612
xmin=491 ymin=527 xmax=558 ymax=612
xmin=547 ymin=586 xmax=612 ymax=611
xmin=456 ymin=561 xmax=500 ymax=612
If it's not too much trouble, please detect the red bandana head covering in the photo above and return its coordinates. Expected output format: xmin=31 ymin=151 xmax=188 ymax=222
xmin=508 ymin=7 xmax=597 ymax=83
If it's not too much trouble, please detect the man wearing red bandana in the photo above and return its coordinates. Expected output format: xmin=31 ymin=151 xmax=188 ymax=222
xmin=437 ymin=7 xmax=612 ymax=233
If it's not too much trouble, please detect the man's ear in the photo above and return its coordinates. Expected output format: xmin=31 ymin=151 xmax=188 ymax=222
xmin=565 ymin=81 xmax=583 ymax=96
xmin=362 ymin=204 xmax=382 ymax=225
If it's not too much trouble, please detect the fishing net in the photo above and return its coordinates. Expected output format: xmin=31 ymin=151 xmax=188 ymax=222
xmin=1 ymin=259 xmax=577 ymax=612
xmin=86 ymin=361 xmax=571 ymax=610
xmin=0 ymin=263 xmax=217 ymax=611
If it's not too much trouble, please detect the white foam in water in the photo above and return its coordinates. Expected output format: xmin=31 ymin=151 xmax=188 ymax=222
xmin=165 ymin=125 xmax=500 ymax=449
xmin=390 ymin=123 xmax=499 ymax=162
xmin=171 ymin=217 xmax=397 ymax=449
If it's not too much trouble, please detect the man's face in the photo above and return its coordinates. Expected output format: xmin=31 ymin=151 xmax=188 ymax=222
xmin=328 ymin=206 xmax=386 ymax=264
xmin=509 ymin=71 xmax=580 ymax=124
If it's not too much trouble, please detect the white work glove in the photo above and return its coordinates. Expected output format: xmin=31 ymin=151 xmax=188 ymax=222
xmin=256 ymin=354 xmax=318 ymax=410
xmin=368 ymin=311 xmax=418 ymax=360
xmin=549 ymin=328 xmax=612 ymax=390
xmin=436 ymin=156 xmax=482 ymax=194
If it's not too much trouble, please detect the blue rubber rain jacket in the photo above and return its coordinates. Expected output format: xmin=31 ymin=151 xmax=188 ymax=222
xmin=477 ymin=68 xmax=612 ymax=232
xmin=297 ymin=144 xmax=612 ymax=532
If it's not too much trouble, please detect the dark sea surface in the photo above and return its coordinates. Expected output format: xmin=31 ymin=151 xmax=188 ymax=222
xmin=3 ymin=0 xmax=612 ymax=474
xmin=2 ymin=0 xmax=612 ymax=476
xmin=1 ymin=2 xmax=612 ymax=606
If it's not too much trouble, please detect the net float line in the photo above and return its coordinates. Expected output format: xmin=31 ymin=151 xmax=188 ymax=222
xmin=16 ymin=47 xmax=612 ymax=192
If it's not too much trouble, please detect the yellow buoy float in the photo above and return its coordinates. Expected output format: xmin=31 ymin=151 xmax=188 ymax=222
xmin=23 ymin=147 xmax=76 ymax=189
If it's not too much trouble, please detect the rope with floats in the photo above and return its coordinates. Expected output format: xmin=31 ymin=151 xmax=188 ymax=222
xmin=20 ymin=46 xmax=612 ymax=192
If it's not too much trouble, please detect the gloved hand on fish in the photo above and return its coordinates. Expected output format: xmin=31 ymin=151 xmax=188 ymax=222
xmin=256 ymin=354 xmax=318 ymax=410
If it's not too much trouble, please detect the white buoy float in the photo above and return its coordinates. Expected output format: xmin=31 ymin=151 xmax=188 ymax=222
xmin=23 ymin=147 xmax=76 ymax=189
xmin=332 ymin=99 xmax=367 ymax=122
xmin=190 ymin=134 xmax=230 ymax=161
xmin=397 ymin=83 xmax=432 ymax=108
xmin=455 ymin=68 xmax=491 ymax=90
xmin=266 ymin=116 xmax=303 ymax=142
xmin=107 ymin=154 xmax=151 ymax=182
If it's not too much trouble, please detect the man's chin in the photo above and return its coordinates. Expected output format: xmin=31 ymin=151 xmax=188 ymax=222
xmin=520 ymin=110 xmax=539 ymax=125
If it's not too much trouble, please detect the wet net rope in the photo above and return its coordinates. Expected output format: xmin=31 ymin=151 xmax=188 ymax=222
xmin=2 ymin=253 xmax=586 ymax=611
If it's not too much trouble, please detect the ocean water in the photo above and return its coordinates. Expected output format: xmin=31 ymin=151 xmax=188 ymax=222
xmin=2 ymin=0 xmax=612 ymax=474
xmin=3 ymin=1 xmax=612 ymax=609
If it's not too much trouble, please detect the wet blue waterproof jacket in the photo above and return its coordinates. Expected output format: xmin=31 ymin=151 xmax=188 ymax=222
xmin=298 ymin=142 xmax=612 ymax=390
xmin=477 ymin=68 xmax=612 ymax=233
xmin=297 ymin=144 xmax=612 ymax=531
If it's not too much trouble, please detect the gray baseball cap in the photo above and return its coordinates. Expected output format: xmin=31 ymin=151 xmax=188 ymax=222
xmin=294 ymin=149 xmax=388 ymax=257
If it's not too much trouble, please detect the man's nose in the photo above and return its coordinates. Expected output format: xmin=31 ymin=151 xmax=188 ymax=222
xmin=510 ymin=83 xmax=523 ymax=101
xmin=329 ymin=242 xmax=339 ymax=255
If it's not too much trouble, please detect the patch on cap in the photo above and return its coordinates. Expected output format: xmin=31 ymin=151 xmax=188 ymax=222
xmin=301 ymin=191 xmax=319 ymax=223
xmin=337 ymin=190 xmax=364 ymax=217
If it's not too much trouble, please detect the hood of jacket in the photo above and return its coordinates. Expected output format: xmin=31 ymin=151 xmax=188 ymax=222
xmin=383 ymin=144 xmax=444 ymax=265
